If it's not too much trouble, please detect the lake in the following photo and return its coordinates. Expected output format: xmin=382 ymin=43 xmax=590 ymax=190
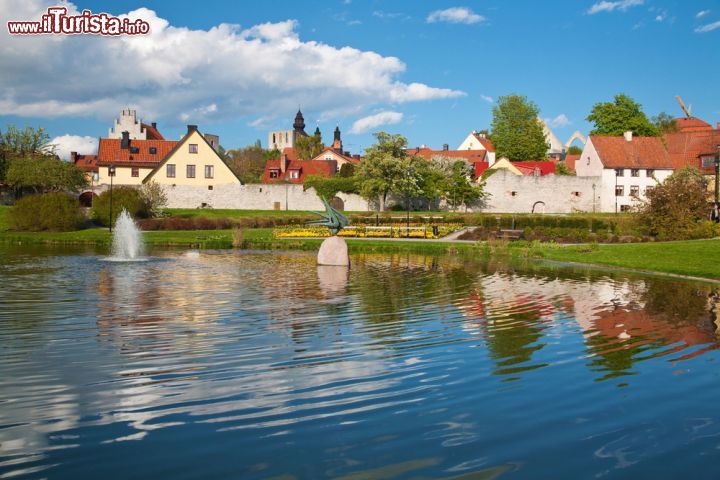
xmin=1 ymin=246 xmax=719 ymax=479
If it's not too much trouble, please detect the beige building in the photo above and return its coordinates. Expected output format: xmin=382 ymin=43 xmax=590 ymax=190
xmin=267 ymin=110 xmax=308 ymax=150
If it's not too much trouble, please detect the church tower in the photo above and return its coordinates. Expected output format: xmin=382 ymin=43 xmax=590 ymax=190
xmin=332 ymin=125 xmax=342 ymax=153
xmin=293 ymin=109 xmax=307 ymax=136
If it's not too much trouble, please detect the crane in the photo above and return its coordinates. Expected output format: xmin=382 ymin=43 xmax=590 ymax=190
xmin=675 ymin=96 xmax=692 ymax=119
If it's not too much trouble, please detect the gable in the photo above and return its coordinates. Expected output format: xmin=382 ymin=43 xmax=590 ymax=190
xmin=143 ymin=129 xmax=241 ymax=185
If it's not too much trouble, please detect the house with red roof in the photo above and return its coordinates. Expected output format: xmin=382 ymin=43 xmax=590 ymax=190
xmin=576 ymin=131 xmax=675 ymax=212
xmin=262 ymin=148 xmax=337 ymax=184
xmin=457 ymin=131 xmax=496 ymax=165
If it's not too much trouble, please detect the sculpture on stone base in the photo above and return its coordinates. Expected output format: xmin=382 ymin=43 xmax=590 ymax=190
xmin=308 ymin=198 xmax=351 ymax=266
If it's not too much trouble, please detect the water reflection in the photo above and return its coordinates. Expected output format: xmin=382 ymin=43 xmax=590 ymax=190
xmin=1 ymin=248 xmax=720 ymax=479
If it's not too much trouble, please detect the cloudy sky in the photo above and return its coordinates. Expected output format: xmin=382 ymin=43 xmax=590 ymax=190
xmin=1 ymin=0 xmax=718 ymax=158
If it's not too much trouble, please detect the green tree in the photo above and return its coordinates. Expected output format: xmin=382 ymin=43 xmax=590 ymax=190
xmin=9 ymin=192 xmax=84 ymax=231
xmin=6 ymin=155 xmax=86 ymax=195
xmin=567 ymin=145 xmax=583 ymax=155
xmin=1 ymin=125 xmax=54 ymax=181
xmin=445 ymin=161 xmax=484 ymax=211
xmin=294 ymin=134 xmax=324 ymax=160
xmin=490 ymin=95 xmax=548 ymax=161
xmin=587 ymin=94 xmax=660 ymax=136
xmin=652 ymin=112 xmax=680 ymax=134
xmin=357 ymin=132 xmax=409 ymax=211
xmin=555 ymin=162 xmax=576 ymax=176
xmin=638 ymin=167 xmax=709 ymax=239
xmin=338 ymin=163 xmax=355 ymax=178
xmin=92 ymin=187 xmax=148 ymax=226
xmin=225 ymin=144 xmax=274 ymax=183
xmin=139 ymin=180 xmax=168 ymax=217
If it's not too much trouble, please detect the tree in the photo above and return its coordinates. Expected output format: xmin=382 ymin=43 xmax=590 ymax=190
xmin=139 ymin=180 xmax=168 ymax=217
xmin=490 ymin=95 xmax=548 ymax=161
xmin=1 ymin=125 xmax=54 ymax=181
xmin=6 ymin=155 xmax=86 ymax=195
xmin=652 ymin=112 xmax=680 ymax=134
xmin=638 ymin=167 xmax=709 ymax=239
xmin=294 ymin=134 xmax=324 ymax=160
xmin=555 ymin=162 xmax=576 ymax=176
xmin=357 ymin=132 xmax=409 ymax=211
xmin=444 ymin=161 xmax=484 ymax=211
xmin=587 ymin=94 xmax=660 ymax=136
xmin=338 ymin=163 xmax=355 ymax=178
xmin=225 ymin=144 xmax=276 ymax=184
xmin=567 ymin=145 xmax=583 ymax=155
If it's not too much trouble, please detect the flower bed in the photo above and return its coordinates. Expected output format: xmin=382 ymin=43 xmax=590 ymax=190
xmin=273 ymin=223 xmax=463 ymax=239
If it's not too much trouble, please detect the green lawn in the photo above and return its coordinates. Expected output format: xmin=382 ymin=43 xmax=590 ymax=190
xmin=531 ymin=240 xmax=720 ymax=280
xmin=0 ymin=206 xmax=9 ymax=232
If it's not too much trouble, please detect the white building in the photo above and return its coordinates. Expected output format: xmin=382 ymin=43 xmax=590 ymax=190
xmin=576 ymin=132 xmax=673 ymax=212
xmin=108 ymin=109 xmax=164 ymax=140
xmin=268 ymin=110 xmax=308 ymax=150
xmin=457 ymin=131 xmax=497 ymax=165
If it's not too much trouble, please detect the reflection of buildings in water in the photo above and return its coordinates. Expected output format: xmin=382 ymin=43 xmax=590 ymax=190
xmin=460 ymin=272 xmax=719 ymax=376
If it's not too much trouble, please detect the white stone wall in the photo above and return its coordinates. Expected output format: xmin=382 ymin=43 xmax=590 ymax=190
xmin=162 ymin=183 xmax=371 ymax=211
xmin=477 ymin=170 xmax=602 ymax=213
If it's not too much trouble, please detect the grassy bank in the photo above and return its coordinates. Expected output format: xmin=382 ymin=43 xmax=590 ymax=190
xmin=530 ymin=239 xmax=720 ymax=280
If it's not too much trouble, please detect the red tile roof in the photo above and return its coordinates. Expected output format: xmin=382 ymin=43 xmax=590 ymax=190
xmin=675 ymin=117 xmax=713 ymax=133
xmin=410 ymin=148 xmax=488 ymax=163
xmin=72 ymin=153 xmax=99 ymax=172
xmin=473 ymin=161 xmax=491 ymax=180
xmin=590 ymin=136 xmax=673 ymax=169
xmin=664 ymin=130 xmax=720 ymax=172
xmin=511 ymin=161 xmax=556 ymax=176
xmin=141 ymin=123 xmax=165 ymax=140
xmin=473 ymin=133 xmax=495 ymax=152
xmin=262 ymin=156 xmax=337 ymax=184
xmin=97 ymin=138 xmax=178 ymax=168
xmin=564 ymin=154 xmax=581 ymax=172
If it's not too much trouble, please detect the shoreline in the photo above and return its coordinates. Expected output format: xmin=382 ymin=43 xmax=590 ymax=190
xmin=1 ymin=228 xmax=719 ymax=281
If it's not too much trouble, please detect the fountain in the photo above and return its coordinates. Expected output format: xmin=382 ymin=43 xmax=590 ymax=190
xmin=109 ymin=209 xmax=145 ymax=261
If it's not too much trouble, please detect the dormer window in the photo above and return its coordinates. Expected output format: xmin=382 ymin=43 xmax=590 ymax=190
xmin=130 ymin=147 xmax=139 ymax=154
xmin=149 ymin=147 xmax=157 ymax=154
xmin=269 ymin=170 xmax=279 ymax=179
xmin=290 ymin=170 xmax=300 ymax=179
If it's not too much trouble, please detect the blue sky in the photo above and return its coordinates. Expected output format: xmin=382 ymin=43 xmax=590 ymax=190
xmin=1 ymin=0 xmax=719 ymax=158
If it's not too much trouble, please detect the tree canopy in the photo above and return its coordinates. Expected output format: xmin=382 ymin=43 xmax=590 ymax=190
xmin=587 ymin=94 xmax=660 ymax=136
xmin=294 ymin=133 xmax=324 ymax=160
xmin=652 ymin=112 xmax=680 ymax=134
xmin=490 ymin=95 xmax=548 ymax=161
xmin=356 ymin=132 xmax=409 ymax=211
xmin=6 ymin=155 xmax=87 ymax=194
xmin=1 ymin=125 xmax=55 ymax=181
xmin=225 ymin=144 xmax=278 ymax=184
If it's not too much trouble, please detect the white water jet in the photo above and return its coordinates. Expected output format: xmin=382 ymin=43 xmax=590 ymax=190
xmin=110 ymin=209 xmax=145 ymax=261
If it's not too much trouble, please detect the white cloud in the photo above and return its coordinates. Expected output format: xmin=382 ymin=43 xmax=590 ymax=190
xmin=480 ymin=95 xmax=494 ymax=103
xmin=0 ymin=0 xmax=463 ymax=128
xmin=695 ymin=20 xmax=720 ymax=32
xmin=50 ymin=134 xmax=97 ymax=160
xmin=696 ymin=10 xmax=710 ymax=18
xmin=587 ymin=0 xmax=643 ymax=15
xmin=426 ymin=7 xmax=485 ymax=24
xmin=349 ymin=111 xmax=403 ymax=134
xmin=544 ymin=114 xmax=571 ymax=129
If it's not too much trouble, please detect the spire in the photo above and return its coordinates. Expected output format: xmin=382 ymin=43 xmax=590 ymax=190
xmin=293 ymin=109 xmax=306 ymax=134
xmin=332 ymin=125 xmax=342 ymax=152
xmin=334 ymin=125 xmax=341 ymax=142
xmin=314 ymin=126 xmax=321 ymax=137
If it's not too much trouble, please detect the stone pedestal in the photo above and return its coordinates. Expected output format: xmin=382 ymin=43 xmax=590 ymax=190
xmin=317 ymin=235 xmax=349 ymax=266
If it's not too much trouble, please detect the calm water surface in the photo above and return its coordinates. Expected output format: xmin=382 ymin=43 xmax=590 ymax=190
xmin=1 ymin=246 xmax=720 ymax=479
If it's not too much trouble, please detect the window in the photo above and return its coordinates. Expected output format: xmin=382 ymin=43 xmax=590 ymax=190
xmin=108 ymin=168 xmax=116 ymax=177
xmin=208 ymin=185 xmax=213 ymax=191
xmin=702 ymin=156 xmax=715 ymax=168
xmin=571 ymin=191 xmax=581 ymax=197
xmin=620 ymin=205 xmax=631 ymax=212
xmin=615 ymin=168 xmax=624 ymax=177
xmin=189 ymin=144 xmax=198 ymax=154
xmin=631 ymin=169 xmax=640 ymax=177
xmin=131 ymin=167 xmax=139 ymax=177
xmin=269 ymin=170 xmax=279 ymax=179
xmin=187 ymin=164 xmax=196 ymax=178
xmin=508 ymin=191 xmax=518 ymax=197
xmin=645 ymin=185 xmax=654 ymax=194
xmin=630 ymin=185 xmax=640 ymax=197
xmin=290 ymin=170 xmax=300 ymax=179
xmin=646 ymin=169 xmax=654 ymax=177
xmin=615 ymin=185 xmax=624 ymax=196
xmin=130 ymin=147 xmax=139 ymax=154
xmin=149 ymin=147 xmax=157 ymax=154
xmin=167 ymin=164 xmax=176 ymax=178
xmin=205 ymin=165 xmax=214 ymax=179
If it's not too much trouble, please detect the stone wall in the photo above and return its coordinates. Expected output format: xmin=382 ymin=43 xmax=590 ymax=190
xmin=162 ymin=183 xmax=371 ymax=211
xmin=478 ymin=170 xmax=602 ymax=213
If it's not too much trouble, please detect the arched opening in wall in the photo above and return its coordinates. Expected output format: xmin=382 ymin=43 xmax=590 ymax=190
xmin=532 ymin=201 xmax=546 ymax=214
xmin=79 ymin=191 xmax=97 ymax=207
xmin=330 ymin=196 xmax=345 ymax=211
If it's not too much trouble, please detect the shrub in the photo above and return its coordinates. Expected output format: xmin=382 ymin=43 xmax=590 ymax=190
xmin=9 ymin=192 xmax=84 ymax=231
xmin=92 ymin=187 xmax=148 ymax=227
xmin=139 ymin=181 xmax=168 ymax=217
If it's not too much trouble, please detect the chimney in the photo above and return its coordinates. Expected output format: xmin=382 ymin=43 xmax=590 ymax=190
xmin=353 ymin=154 xmax=360 ymax=160
xmin=151 ymin=122 xmax=157 ymax=129
xmin=344 ymin=151 xmax=350 ymax=157
xmin=415 ymin=147 xmax=420 ymax=153
xmin=281 ymin=154 xmax=287 ymax=174
xmin=624 ymin=131 xmax=633 ymax=142
xmin=443 ymin=143 xmax=449 ymax=151
xmin=121 ymin=131 xmax=130 ymax=149
xmin=70 ymin=151 xmax=77 ymax=163
xmin=187 ymin=125 xmax=198 ymax=134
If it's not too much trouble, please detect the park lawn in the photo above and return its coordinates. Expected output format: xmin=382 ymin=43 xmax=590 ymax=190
xmin=0 ymin=206 xmax=9 ymax=232
xmin=532 ymin=239 xmax=720 ymax=280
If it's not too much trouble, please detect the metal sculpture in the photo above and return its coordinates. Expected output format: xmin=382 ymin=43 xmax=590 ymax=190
xmin=308 ymin=198 xmax=350 ymax=235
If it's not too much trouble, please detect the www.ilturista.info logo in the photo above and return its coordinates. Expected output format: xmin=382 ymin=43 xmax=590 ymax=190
xmin=7 ymin=7 xmax=150 ymax=35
